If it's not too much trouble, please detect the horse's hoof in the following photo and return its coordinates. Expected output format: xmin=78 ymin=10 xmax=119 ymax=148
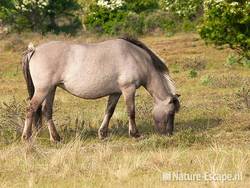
xmin=166 ymin=132 xmax=173 ymax=137
xmin=98 ymin=129 xmax=108 ymax=140
xmin=50 ymin=134 xmax=61 ymax=143
xmin=50 ymin=137 xmax=61 ymax=143
xmin=129 ymin=130 xmax=141 ymax=138
xmin=21 ymin=133 xmax=32 ymax=142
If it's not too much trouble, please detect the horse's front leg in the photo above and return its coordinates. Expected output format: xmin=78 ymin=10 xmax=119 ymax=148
xmin=98 ymin=94 xmax=121 ymax=139
xmin=121 ymin=85 xmax=140 ymax=138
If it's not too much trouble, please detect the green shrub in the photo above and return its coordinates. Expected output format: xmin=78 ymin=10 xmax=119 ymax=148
xmin=125 ymin=0 xmax=159 ymax=13
xmin=1 ymin=0 xmax=204 ymax=35
xmin=85 ymin=3 xmax=128 ymax=35
xmin=226 ymin=54 xmax=250 ymax=68
xmin=181 ymin=18 xmax=197 ymax=32
xmin=242 ymin=57 xmax=250 ymax=68
xmin=85 ymin=1 xmax=178 ymax=36
xmin=201 ymin=75 xmax=213 ymax=86
xmin=85 ymin=0 xmax=180 ymax=36
xmin=160 ymin=0 xmax=203 ymax=19
xmin=120 ymin=12 xmax=144 ymax=36
xmin=226 ymin=54 xmax=239 ymax=66
xmin=189 ymin=69 xmax=198 ymax=78
xmin=143 ymin=10 xmax=177 ymax=34
xmin=199 ymin=0 xmax=250 ymax=59
xmin=0 ymin=0 xmax=81 ymax=34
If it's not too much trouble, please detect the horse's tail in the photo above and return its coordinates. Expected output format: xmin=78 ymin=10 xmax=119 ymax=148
xmin=22 ymin=43 xmax=35 ymax=99
xmin=22 ymin=43 xmax=42 ymax=128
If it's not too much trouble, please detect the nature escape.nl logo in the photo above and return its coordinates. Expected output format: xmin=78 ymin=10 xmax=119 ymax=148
xmin=162 ymin=172 xmax=243 ymax=182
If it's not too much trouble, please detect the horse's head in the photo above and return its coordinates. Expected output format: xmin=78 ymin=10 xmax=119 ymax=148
xmin=152 ymin=95 xmax=180 ymax=135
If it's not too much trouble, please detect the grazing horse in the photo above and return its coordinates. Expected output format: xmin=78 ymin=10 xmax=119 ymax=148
xmin=21 ymin=38 xmax=180 ymax=142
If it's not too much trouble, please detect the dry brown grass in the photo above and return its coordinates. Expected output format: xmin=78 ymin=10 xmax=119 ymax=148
xmin=0 ymin=140 xmax=249 ymax=187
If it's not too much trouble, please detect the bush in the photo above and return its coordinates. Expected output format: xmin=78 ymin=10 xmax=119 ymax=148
xmin=85 ymin=0 xmax=160 ymax=35
xmin=0 ymin=0 xmax=81 ymax=34
xmin=84 ymin=0 xmax=204 ymax=36
xmin=1 ymin=0 xmax=204 ymax=35
xmin=181 ymin=18 xmax=198 ymax=32
xmin=120 ymin=12 xmax=144 ymax=36
xmin=84 ymin=3 xmax=128 ymax=35
xmin=189 ymin=69 xmax=198 ymax=78
xmin=143 ymin=10 xmax=177 ymax=34
xmin=242 ymin=57 xmax=250 ymax=68
xmin=160 ymin=0 xmax=203 ymax=19
xmin=226 ymin=54 xmax=250 ymax=68
xmin=0 ymin=98 xmax=26 ymax=143
xmin=199 ymin=0 xmax=250 ymax=59
xmin=226 ymin=54 xmax=239 ymax=66
xmin=125 ymin=0 xmax=159 ymax=13
xmin=85 ymin=1 xmax=179 ymax=36
xmin=201 ymin=75 xmax=213 ymax=86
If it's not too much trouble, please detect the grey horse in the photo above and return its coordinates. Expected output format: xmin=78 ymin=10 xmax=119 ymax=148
xmin=21 ymin=37 xmax=180 ymax=142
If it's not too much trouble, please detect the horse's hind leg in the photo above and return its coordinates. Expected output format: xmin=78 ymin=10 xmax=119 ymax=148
xmin=41 ymin=87 xmax=61 ymax=142
xmin=98 ymin=94 xmax=121 ymax=139
xmin=33 ymin=106 xmax=42 ymax=130
xmin=22 ymin=90 xmax=48 ymax=141
xmin=121 ymin=85 xmax=140 ymax=138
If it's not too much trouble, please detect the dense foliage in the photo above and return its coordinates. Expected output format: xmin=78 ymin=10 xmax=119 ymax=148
xmin=84 ymin=0 xmax=201 ymax=35
xmin=199 ymin=0 xmax=250 ymax=58
xmin=160 ymin=0 xmax=203 ymax=18
xmin=0 ymin=0 xmax=81 ymax=33
xmin=1 ymin=0 xmax=249 ymax=60
xmin=0 ymin=0 xmax=203 ymax=35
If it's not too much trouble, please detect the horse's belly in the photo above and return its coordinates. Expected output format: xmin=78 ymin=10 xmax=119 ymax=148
xmin=61 ymin=76 xmax=121 ymax=99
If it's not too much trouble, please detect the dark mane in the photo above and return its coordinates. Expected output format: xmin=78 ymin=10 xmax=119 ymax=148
xmin=120 ymin=37 xmax=169 ymax=73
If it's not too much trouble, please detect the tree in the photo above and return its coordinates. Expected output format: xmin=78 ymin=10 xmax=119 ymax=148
xmin=160 ymin=0 xmax=203 ymax=19
xmin=45 ymin=0 xmax=82 ymax=33
xmin=84 ymin=0 xmax=160 ymax=35
xmin=199 ymin=0 xmax=250 ymax=59
xmin=0 ymin=0 xmax=16 ymax=27
xmin=0 ymin=0 xmax=81 ymax=34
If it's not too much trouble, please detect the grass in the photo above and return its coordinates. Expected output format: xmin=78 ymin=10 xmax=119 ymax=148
xmin=0 ymin=140 xmax=249 ymax=187
xmin=0 ymin=32 xmax=250 ymax=187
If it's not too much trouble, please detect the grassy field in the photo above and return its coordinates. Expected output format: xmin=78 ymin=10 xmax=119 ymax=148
xmin=0 ymin=32 xmax=249 ymax=187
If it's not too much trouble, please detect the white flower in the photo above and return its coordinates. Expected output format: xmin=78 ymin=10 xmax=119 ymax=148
xmin=97 ymin=0 xmax=125 ymax=10
xmin=176 ymin=10 xmax=181 ymax=15
xmin=15 ymin=0 xmax=49 ymax=11
xmin=214 ymin=0 xmax=223 ymax=3
xmin=230 ymin=2 xmax=238 ymax=6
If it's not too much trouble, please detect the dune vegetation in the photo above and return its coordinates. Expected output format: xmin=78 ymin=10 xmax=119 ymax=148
xmin=0 ymin=32 xmax=249 ymax=187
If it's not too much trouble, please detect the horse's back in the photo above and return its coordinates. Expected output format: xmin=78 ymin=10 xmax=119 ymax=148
xmin=28 ymin=39 xmax=151 ymax=99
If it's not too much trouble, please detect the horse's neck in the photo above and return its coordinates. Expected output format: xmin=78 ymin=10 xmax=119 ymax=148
xmin=145 ymin=71 xmax=172 ymax=103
